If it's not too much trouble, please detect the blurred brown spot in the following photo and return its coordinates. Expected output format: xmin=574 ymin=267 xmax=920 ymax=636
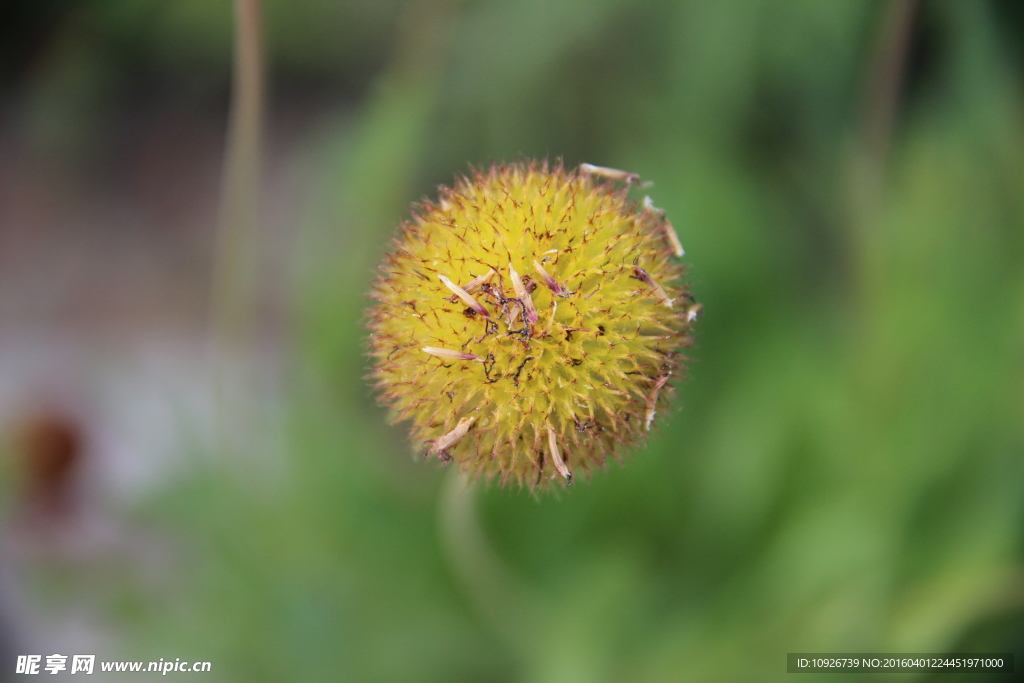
xmin=15 ymin=411 xmax=82 ymax=516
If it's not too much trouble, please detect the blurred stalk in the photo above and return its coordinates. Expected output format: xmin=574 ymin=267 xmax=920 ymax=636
xmin=438 ymin=474 xmax=544 ymax=661
xmin=861 ymin=0 xmax=919 ymax=173
xmin=849 ymin=0 xmax=919 ymax=223
xmin=846 ymin=0 xmax=919 ymax=357
xmin=209 ymin=0 xmax=264 ymax=456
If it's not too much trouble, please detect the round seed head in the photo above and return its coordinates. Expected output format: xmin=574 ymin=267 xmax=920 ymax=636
xmin=366 ymin=161 xmax=696 ymax=489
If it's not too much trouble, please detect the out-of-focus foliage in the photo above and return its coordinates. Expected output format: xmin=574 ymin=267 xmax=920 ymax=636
xmin=4 ymin=0 xmax=1023 ymax=681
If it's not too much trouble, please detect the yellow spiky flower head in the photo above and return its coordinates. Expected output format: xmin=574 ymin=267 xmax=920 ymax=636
xmin=367 ymin=161 xmax=698 ymax=489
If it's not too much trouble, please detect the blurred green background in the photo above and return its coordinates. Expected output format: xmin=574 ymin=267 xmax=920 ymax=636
xmin=1 ymin=0 xmax=1023 ymax=681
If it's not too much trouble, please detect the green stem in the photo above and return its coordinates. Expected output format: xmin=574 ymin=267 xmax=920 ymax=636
xmin=437 ymin=473 xmax=542 ymax=658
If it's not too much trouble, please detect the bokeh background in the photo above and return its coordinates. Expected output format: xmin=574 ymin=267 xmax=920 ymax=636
xmin=1 ymin=0 xmax=1023 ymax=681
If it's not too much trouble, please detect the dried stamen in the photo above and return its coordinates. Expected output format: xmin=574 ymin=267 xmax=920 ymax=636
xmin=633 ymin=266 xmax=674 ymax=308
xmin=422 ymin=347 xmax=481 ymax=362
xmin=429 ymin=416 xmax=475 ymax=455
xmin=541 ymin=301 xmax=559 ymax=337
xmin=643 ymin=196 xmax=684 ymax=257
xmin=685 ymin=303 xmax=703 ymax=323
xmin=439 ymin=274 xmax=490 ymax=318
xmin=508 ymin=264 xmax=539 ymax=324
xmin=533 ymin=260 xmax=570 ymax=296
xmin=645 ymin=375 xmax=670 ymax=431
xmin=462 ymin=268 xmax=496 ymax=293
xmin=579 ymin=162 xmax=650 ymax=187
xmin=662 ymin=221 xmax=684 ymax=258
xmin=546 ymin=426 xmax=572 ymax=484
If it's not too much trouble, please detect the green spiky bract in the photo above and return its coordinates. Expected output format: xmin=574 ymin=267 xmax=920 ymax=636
xmin=367 ymin=161 xmax=695 ymax=490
